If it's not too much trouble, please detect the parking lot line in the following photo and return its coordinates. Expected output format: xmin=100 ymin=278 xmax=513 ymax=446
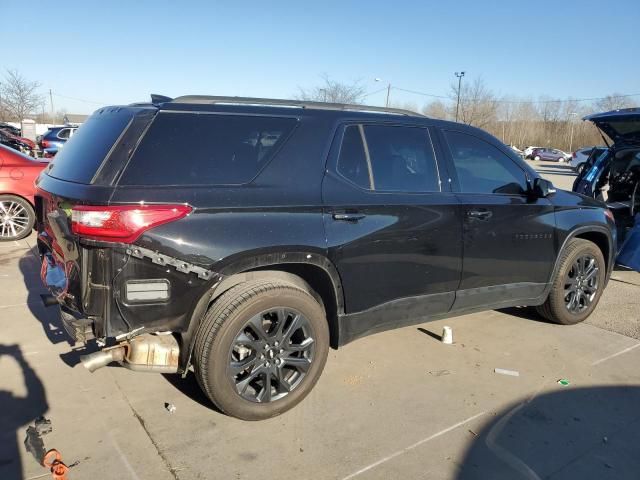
xmin=340 ymin=411 xmax=486 ymax=480
xmin=591 ymin=342 xmax=640 ymax=366
xmin=0 ymin=302 xmax=27 ymax=309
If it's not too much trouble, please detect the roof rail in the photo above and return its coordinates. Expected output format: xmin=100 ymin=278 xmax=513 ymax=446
xmin=168 ymin=95 xmax=425 ymax=117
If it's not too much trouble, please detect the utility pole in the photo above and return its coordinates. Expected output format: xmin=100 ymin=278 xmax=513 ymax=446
xmin=0 ymin=81 xmax=3 ymax=121
xmin=385 ymin=83 xmax=391 ymax=108
xmin=568 ymin=112 xmax=578 ymax=153
xmin=455 ymin=71 xmax=465 ymax=122
xmin=49 ymin=89 xmax=55 ymax=123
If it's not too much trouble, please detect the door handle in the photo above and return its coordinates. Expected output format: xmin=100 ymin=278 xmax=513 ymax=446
xmin=466 ymin=210 xmax=492 ymax=220
xmin=332 ymin=213 xmax=366 ymax=222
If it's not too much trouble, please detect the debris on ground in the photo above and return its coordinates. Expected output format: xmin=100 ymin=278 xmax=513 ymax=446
xmin=165 ymin=402 xmax=177 ymax=413
xmin=468 ymin=429 xmax=478 ymax=437
xmin=494 ymin=368 xmax=520 ymax=377
xmin=43 ymin=449 xmax=69 ymax=480
xmin=557 ymin=379 xmax=570 ymax=386
xmin=24 ymin=416 xmax=52 ymax=464
xmin=428 ymin=369 xmax=451 ymax=377
xmin=441 ymin=326 xmax=453 ymax=344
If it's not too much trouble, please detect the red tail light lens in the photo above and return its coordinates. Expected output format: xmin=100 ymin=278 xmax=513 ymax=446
xmin=572 ymin=152 xmax=576 ymax=158
xmin=71 ymin=204 xmax=192 ymax=243
xmin=41 ymin=140 xmax=49 ymax=148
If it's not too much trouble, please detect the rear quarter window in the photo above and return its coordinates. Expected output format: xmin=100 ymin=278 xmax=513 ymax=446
xmin=47 ymin=109 xmax=135 ymax=184
xmin=119 ymin=112 xmax=298 ymax=186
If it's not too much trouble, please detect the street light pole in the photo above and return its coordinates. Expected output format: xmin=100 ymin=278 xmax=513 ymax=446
xmin=375 ymin=78 xmax=392 ymax=108
xmin=455 ymin=71 xmax=465 ymax=122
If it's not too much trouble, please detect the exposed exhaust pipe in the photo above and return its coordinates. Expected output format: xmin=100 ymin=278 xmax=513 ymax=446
xmin=40 ymin=294 xmax=59 ymax=307
xmin=80 ymin=333 xmax=179 ymax=374
xmin=80 ymin=347 xmax=125 ymax=372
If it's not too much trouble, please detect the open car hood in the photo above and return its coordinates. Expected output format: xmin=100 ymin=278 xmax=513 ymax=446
xmin=584 ymin=108 xmax=640 ymax=145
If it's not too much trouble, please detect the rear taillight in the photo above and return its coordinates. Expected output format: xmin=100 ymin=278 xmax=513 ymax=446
xmin=41 ymin=139 xmax=49 ymax=148
xmin=572 ymin=152 xmax=576 ymax=158
xmin=71 ymin=204 xmax=192 ymax=243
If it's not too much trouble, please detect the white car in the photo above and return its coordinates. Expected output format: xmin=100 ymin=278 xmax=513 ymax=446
xmin=570 ymin=146 xmax=607 ymax=174
xmin=523 ymin=146 xmax=541 ymax=159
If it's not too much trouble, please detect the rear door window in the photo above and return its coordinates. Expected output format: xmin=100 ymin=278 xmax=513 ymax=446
xmin=119 ymin=113 xmax=298 ymax=186
xmin=443 ymin=130 xmax=527 ymax=195
xmin=336 ymin=125 xmax=371 ymax=189
xmin=335 ymin=124 xmax=440 ymax=192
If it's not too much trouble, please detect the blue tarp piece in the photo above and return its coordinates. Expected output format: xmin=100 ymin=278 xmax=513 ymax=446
xmin=617 ymin=214 xmax=640 ymax=272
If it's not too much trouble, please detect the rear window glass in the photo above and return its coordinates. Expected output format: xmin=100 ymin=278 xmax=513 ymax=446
xmin=47 ymin=110 xmax=134 ymax=184
xmin=119 ymin=113 xmax=297 ymax=186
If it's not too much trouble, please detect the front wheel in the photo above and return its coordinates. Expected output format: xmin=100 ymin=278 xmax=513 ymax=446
xmin=534 ymin=155 xmax=541 ymax=161
xmin=537 ymin=239 xmax=606 ymax=325
xmin=194 ymin=279 xmax=329 ymax=420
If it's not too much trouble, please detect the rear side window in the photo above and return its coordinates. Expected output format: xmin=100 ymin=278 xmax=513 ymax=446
xmin=120 ymin=113 xmax=297 ymax=186
xmin=57 ymin=129 xmax=70 ymax=139
xmin=336 ymin=124 xmax=440 ymax=192
xmin=337 ymin=126 xmax=371 ymax=189
xmin=444 ymin=130 xmax=527 ymax=195
xmin=47 ymin=110 xmax=134 ymax=184
xmin=364 ymin=125 xmax=439 ymax=192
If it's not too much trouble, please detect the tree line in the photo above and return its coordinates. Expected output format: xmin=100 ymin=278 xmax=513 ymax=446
xmin=299 ymin=75 xmax=638 ymax=152
xmin=2 ymin=69 xmax=636 ymax=152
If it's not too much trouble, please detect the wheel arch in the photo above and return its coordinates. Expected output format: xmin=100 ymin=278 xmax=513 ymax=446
xmin=178 ymin=252 xmax=345 ymax=372
xmin=552 ymin=225 xmax=614 ymax=284
xmin=0 ymin=192 xmax=35 ymax=210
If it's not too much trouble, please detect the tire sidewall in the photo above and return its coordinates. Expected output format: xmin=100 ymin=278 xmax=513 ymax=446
xmin=0 ymin=195 xmax=35 ymax=241
xmin=551 ymin=241 xmax=606 ymax=324
xmin=203 ymin=287 xmax=329 ymax=420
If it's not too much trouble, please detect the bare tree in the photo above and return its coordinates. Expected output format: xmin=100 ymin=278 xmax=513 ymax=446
xmin=0 ymin=70 xmax=43 ymax=121
xmin=422 ymin=100 xmax=449 ymax=119
xmin=297 ymin=74 xmax=366 ymax=104
xmin=450 ymin=76 xmax=498 ymax=128
xmin=593 ymin=93 xmax=636 ymax=112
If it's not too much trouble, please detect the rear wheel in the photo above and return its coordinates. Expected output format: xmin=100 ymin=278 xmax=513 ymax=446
xmin=0 ymin=195 xmax=35 ymax=241
xmin=194 ymin=279 xmax=329 ymax=420
xmin=534 ymin=155 xmax=541 ymax=161
xmin=537 ymin=239 xmax=606 ymax=325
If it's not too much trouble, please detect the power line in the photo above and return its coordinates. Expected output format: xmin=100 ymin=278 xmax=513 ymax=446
xmin=50 ymin=92 xmax=107 ymax=106
xmin=385 ymin=85 xmax=640 ymax=105
xmin=362 ymin=86 xmax=389 ymax=98
xmin=392 ymin=86 xmax=448 ymax=99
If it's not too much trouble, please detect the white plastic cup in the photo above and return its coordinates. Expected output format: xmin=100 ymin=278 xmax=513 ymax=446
xmin=442 ymin=326 xmax=453 ymax=344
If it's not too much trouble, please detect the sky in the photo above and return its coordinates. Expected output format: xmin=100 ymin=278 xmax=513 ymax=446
xmin=2 ymin=0 xmax=639 ymax=114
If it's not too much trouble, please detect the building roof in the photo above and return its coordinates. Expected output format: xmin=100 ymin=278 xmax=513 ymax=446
xmin=63 ymin=113 xmax=89 ymax=125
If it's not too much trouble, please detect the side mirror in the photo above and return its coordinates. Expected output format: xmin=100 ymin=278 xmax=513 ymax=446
xmin=533 ymin=177 xmax=556 ymax=198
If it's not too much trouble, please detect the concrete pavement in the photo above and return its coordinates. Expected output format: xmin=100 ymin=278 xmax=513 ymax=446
xmin=1 ymin=160 xmax=639 ymax=479
xmin=1 ymin=231 xmax=639 ymax=479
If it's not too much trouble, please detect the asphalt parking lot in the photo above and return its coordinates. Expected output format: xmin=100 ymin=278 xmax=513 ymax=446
xmin=1 ymin=161 xmax=639 ymax=480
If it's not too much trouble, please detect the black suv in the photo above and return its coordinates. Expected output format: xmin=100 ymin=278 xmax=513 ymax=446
xmin=35 ymin=95 xmax=615 ymax=420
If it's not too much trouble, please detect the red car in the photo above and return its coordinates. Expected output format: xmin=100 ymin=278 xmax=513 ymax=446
xmin=0 ymin=144 xmax=49 ymax=240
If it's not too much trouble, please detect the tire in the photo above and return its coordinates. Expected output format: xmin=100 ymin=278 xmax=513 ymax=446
xmin=534 ymin=155 xmax=541 ymax=161
xmin=194 ymin=279 xmax=329 ymax=420
xmin=536 ymin=239 xmax=606 ymax=325
xmin=0 ymin=195 xmax=35 ymax=241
